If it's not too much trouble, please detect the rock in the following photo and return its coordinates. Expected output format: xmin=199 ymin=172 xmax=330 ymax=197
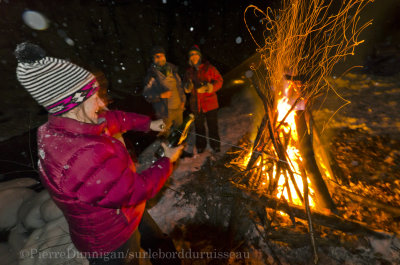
xmin=0 ymin=178 xmax=39 ymax=192
xmin=19 ymin=216 xmax=88 ymax=265
xmin=8 ymin=223 xmax=29 ymax=253
xmin=40 ymin=198 xmax=63 ymax=222
xmin=0 ymin=188 xmax=35 ymax=229
xmin=0 ymin=242 xmax=18 ymax=265
xmin=18 ymin=190 xmax=50 ymax=230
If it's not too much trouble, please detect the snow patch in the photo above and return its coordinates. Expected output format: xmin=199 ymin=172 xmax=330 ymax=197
xmin=39 ymin=149 xmax=45 ymax=159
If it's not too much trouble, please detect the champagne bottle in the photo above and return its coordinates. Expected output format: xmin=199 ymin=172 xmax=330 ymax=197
xmin=156 ymin=113 xmax=195 ymax=158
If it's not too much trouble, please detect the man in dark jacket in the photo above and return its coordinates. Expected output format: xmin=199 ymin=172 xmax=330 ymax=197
xmin=143 ymin=46 xmax=186 ymax=134
xmin=184 ymin=45 xmax=223 ymax=154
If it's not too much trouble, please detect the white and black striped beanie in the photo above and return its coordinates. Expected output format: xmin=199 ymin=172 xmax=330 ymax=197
xmin=15 ymin=42 xmax=98 ymax=116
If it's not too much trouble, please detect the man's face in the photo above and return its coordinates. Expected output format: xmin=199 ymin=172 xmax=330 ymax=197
xmin=153 ymin=53 xmax=166 ymax=67
xmin=189 ymin=51 xmax=200 ymax=66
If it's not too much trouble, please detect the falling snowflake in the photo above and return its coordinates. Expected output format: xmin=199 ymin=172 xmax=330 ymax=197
xmin=22 ymin=10 xmax=49 ymax=30
xmin=65 ymin=38 xmax=74 ymax=46
xmin=235 ymin=36 xmax=242 ymax=44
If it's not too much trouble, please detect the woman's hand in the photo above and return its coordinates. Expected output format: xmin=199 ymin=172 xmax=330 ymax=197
xmin=197 ymin=83 xmax=213 ymax=94
xmin=150 ymin=119 xmax=166 ymax=132
xmin=161 ymin=143 xmax=184 ymax=163
xmin=160 ymin=91 xmax=172 ymax=98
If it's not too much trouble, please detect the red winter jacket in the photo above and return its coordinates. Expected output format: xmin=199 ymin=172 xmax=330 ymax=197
xmin=185 ymin=61 xmax=223 ymax=113
xmin=37 ymin=111 xmax=171 ymax=254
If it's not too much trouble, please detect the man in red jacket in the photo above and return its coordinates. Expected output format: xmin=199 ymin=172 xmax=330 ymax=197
xmin=184 ymin=45 xmax=223 ymax=154
xmin=15 ymin=42 xmax=183 ymax=265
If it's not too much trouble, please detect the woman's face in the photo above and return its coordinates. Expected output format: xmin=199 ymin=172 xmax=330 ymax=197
xmin=189 ymin=52 xmax=200 ymax=66
xmin=80 ymin=90 xmax=106 ymax=124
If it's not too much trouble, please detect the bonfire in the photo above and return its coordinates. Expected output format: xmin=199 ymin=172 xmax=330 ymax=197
xmin=227 ymin=0 xmax=375 ymax=263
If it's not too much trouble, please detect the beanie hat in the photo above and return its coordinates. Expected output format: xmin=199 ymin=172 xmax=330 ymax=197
xmin=188 ymin=45 xmax=201 ymax=57
xmin=15 ymin=42 xmax=98 ymax=116
xmin=150 ymin=46 xmax=166 ymax=57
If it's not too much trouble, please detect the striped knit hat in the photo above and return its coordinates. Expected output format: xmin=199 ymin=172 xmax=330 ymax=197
xmin=15 ymin=42 xmax=98 ymax=115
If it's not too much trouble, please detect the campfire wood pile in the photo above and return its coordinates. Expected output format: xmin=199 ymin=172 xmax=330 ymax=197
xmin=218 ymin=0 xmax=400 ymax=263
xmin=236 ymin=0 xmax=374 ymax=213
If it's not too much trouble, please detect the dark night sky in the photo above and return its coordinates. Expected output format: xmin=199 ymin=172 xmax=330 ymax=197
xmin=0 ymin=0 xmax=399 ymax=141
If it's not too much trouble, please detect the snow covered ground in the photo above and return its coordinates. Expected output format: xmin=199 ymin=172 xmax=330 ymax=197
xmin=148 ymin=82 xmax=260 ymax=234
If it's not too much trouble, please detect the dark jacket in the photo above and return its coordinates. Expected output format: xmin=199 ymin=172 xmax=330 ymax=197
xmin=143 ymin=62 xmax=186 ymax=119
xmin=37 ymin=111 xmax=172 ymax=254
xmin=184 ymin=61 xmax=223 ymax=113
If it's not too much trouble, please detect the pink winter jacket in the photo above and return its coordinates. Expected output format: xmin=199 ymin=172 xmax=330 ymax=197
xmin=37 ymin=111 xmax=171 ymax=254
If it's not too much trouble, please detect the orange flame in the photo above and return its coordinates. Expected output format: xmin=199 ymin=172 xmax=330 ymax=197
xmin=276 ymin=81 xmax=315 ymax=207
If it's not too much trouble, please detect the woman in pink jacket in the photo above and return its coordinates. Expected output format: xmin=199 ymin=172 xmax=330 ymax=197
xmin=15 ymin=43 xmax=182 ymax=265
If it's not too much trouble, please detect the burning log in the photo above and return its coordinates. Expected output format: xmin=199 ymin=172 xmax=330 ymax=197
xmin=295 ymin=110 xmax=336 ymax=212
